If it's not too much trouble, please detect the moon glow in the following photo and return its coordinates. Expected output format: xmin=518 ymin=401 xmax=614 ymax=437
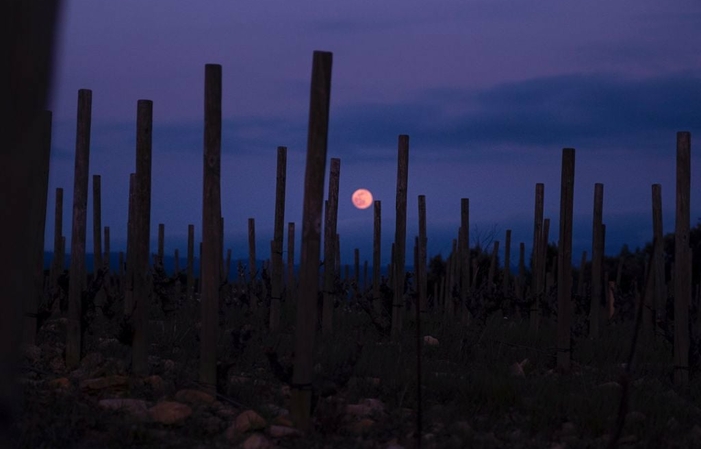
xmin=352 ymin=188 xmax=373 ymax=210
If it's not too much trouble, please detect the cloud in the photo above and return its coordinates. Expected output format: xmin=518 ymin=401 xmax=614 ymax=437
xmin=330 ymin=72 xmax=701 ymax=158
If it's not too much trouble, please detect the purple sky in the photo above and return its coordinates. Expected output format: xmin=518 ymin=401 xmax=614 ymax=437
xmin=46 ymin=1 xmax=701 ymax=266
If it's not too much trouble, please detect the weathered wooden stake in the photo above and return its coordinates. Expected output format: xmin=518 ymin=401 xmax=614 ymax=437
xmin=589 ymin=183 xmax=604 ymax=338
xmin=651 ymin=184 xmax=665 ymax=330
xmin=270 ymin=146 xmax=287 ymax=331
xmin=392 ymin=135 xmax=409 ymax=338
xmin=66 ymin=89 xmax=92 ymax=369
xmin=530 ymin=183 xmax=544 ymax=333
xmin=287 ymin=222 xmax=296 ymax=301
xmin=187 ymin=224 xmax=195 ymax=300
xmin=92 ymin=175 xmax=103 ymax=272
xmin=556 ymin=149 xmax=575 ymax=373
xmin=674 ymin=131 xmax=691 ymax=385
xmin=290 ymin=50 xmax=332 ymax=432
xmin=418 ymin=195 xmax=427 ymax=313
xmin=51 ymin=188 xmax=64 ymax=296
xmin=157 ymin=223 xmax=165 ymax=266
xmin=322 ymin=158 xmax=340 ymax=335
xmin=199 ymin=64 xmax=222 ymax=393
xmin=132 ymin=99 xmax=153 ymax=377
xmin=373 ymin=200 xmax=381 ymax=314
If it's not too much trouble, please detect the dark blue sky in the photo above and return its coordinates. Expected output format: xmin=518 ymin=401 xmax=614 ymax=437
xmin=46 ymin=0 xmax=701 ymax=265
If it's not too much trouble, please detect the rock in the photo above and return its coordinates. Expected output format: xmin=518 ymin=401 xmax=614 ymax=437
xmin=174 ymin=389 xmax=215 ymax=406
xmin=510 ymin=358 xmax=529 ymax=377
xmin=47 ymin=377 xmax=71 ymax=390
xmin=149 ymin=401 xmax=192 ymax=425
xmin=99 ymin=398 xmax=149 ymax=420
xmin=163 ymin=359 xmax=175 ymax=372
xmin=216 ymin=406 xmax=239 ymax=420
xmin=272 ymin=415 xmax=293 ymax=427
xmin=423 ymin=336 xmax=439 ymax=346
xmin=80 ymin=375 xmax=129 ymax=391
xmin=235 ymin=410 xmax=267 ymax=433
xmin=143 ymin=375 xmax=163 ymax=391
xmin=561 ymin=421 xmax=576 ymax=436
xmin=241 ymin=433 xmax=273 ymax=449
xmin=268 ymin=425 xmax=302 ymax=438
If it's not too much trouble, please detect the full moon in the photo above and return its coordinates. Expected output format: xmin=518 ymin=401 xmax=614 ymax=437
xmin=352 ymin=188 xmax=373 ymax=210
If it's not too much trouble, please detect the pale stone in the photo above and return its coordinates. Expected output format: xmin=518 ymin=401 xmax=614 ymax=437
xmin=143 ymin=375 xmax=163 ymax=391
xmin=241 ymin=433 xmax=273 ymax=449
xmin=47 ymin=377 xmax=71 ymax=389
xmin=149 ymin=401 xmax=192 ymax=425
xmin=235 ymin=409 xmax=267 ymax=433
xmin=175 ymin=388 xmax=215 ymax=405
xmin=268 ymin=425 xmax=303 ymax=438
xmin=99 ymin=398 xmax=149 ymax=420
xmin=422 ymin=335 xmax=439 ymax=346
xmin=80 ymin=375 xmax=129 ymax=390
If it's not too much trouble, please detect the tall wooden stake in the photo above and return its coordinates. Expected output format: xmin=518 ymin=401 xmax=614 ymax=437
xmin=392 ymin=135 xmax=409 ymax=338
xmin=200 ymin=64 xmax=223 ymax=393
xmin=322 ymin=158 xmax=341 ymax=334
xmin=674 ymin=131 xmax=691 ymax=385
xmin=290 ymin=50 xmax=333 ymax=432
xmin=66 ymin=89 xmax=92 ymax=369
xmin=132 ymin=99 xmax=153 ymax=376
xmin=270 ymin=146 xmax=287 ymax=331
xmin=556 ymin=148 xmax=575 ymax=374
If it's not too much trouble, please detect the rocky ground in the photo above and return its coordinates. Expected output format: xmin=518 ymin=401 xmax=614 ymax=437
xmin=15 ymin=310 xmax=701 ymax=449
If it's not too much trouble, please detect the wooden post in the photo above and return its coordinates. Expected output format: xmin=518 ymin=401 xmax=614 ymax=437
xmin=248 ymin=218 xmax=256 ymax=311
xmin=503 ymin=229 xmax=511 ymax=299
xmin=589 ymin=183 xmax=604 ymax=339
xmin=517 ymin=242 xmax=526 ymax=317
xmin=373 ymin=200 xmax=381 ymax=314
xmin=674 ymin=131 xmax=691 ymax=385
xmin=530 ymin=183 xmax=544 ymax=333
xmin=187 ymin=224 xmax=195 ymax=300
xmin=2 ymin=6 xmax=62 ymax=444
xmin=125 ymin=173 xmax=137 ymax=313
xmin=290 ymin=50 xmax=332 ymax=432
xmin=459 ymin=199 xmax=470 ymax=320
xmin=50 ymin=188 xmax=64 ymax=307
xmin=66 ymin=89 xmax=92 ymax=369
xmin=157 ymin=223 xmax=165 ymax=266
xmin=354 ymin=248 xmax=360 ymax=284
xmin=322 ymin=158 xmax=340 ymax=335
xmin=287 ymin=222 xmax=295 ymax=301
xmin=363 ymin=260 xmax=368 ymax=292
xmin=92 ymin=175 xmax=103 ymax=272
xmin=652 ymin=184 xmax=665 ymax=330
xmin=200 ymin=64 xmax=222 ymax=393
xmin=132 ymin=99 xmax=153 ymax=377
xmin=248 ymin=218 xmax=256 ymax=281
xmin=556 ymin=148 xmax=575 ymax=374
xmin=392 ymin=135 xmax=409 ymax=338
xmin=103 ymin=226 xmax=110 ymax=269
xmin=270 ymin=146 xmax=287 ymax=331
xmin=418 ymin=195 xmax=427 ymax=313
xmin=23 ymin=110 xmax=51 ymax=345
